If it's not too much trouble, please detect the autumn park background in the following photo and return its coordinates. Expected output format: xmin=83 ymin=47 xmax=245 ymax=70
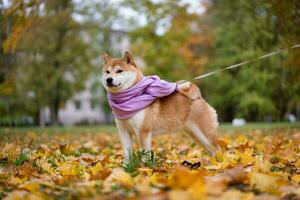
xmin=0 ymin=0 xmax=300 ymax=200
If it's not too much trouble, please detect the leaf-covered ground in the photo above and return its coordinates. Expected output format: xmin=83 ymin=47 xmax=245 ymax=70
xmin=0 ymin=127 xmax=299 ymax=200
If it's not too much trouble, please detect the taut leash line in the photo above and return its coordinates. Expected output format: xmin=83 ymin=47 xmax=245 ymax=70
xmin=190 ymin=43 xmax=300 ymax=81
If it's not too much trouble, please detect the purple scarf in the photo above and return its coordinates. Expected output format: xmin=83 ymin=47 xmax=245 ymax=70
xmin=108 ymin=76 xmax=177 ymax=119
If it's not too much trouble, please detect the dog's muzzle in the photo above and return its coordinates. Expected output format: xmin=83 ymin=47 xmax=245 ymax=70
xmin=106 ymin=77 xmax=114 ymax=87
xmin=106 ymin=77 xmax=120 ymax=87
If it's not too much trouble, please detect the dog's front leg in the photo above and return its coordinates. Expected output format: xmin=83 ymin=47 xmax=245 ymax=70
xmin=115 ymin=120 xmax=132 ymax=163
xmin=138 ymin=131 xmax=152 ymax=151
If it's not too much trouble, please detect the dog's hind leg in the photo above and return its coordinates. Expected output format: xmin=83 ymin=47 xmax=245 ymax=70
xmin=185 ymin=100 xmax=220 ymax=155
xmin=185 ymin=121 xmax=217 ymax=156
xmin=197 ymin=104 xmax=221 ymax=152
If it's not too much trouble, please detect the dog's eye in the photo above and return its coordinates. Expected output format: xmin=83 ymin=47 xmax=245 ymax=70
xmin=106 ymin=70 xmax=110 ymax=74
xmin=116 ymin=70 xmax=123 ymax=73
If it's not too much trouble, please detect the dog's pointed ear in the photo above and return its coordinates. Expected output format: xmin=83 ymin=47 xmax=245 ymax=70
xmin=102 ymin=51 xmax=111 ymax=65
xmin=123 ymin=51 xmax=136 ymax=67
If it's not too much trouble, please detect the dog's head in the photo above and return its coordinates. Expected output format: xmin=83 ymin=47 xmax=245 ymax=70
xmin=101 ymin=51 xmax=143 ymax=93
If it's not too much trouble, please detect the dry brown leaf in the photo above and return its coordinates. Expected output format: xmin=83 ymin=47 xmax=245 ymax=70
xmin=224 ymin=165 xmax=247 ymax=184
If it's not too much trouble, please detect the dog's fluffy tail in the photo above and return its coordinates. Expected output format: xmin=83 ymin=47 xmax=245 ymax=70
xmin=177 ymin=81 xmax=201 ymax=100
xmin=177 ymin=81 xmax=191 ymax=90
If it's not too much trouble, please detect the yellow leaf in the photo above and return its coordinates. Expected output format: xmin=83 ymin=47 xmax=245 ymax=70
xmin=76 ymin=180 xmax=102 ymax=188
xmin=168 ymin=167 xmax=205 ymax=189
xmin=137 ymin=167 xmax=153 ymax=176
xmin=236 ymin=149 xmax=256 ymax=166
xmin=168 ymin=190 xmax=191 ymax=200
xmin=218 ymin=189 xmax=254 ymax=200
xmin=135 ymin=174 xmax=152 ymax=195
xmin=21 ymin=182 xmax=39 ymax=192
xmin=149 ymin=173 xmax=168 ymax=188
xmin=215 ymin=152 xmax=223 ymax=163
xmin=59 ymin=144 xmax=75 ymax=155
xmin=249 ymin=172 xmax=279 ymax=194
xmin=90 ymin=162 xmax=103 ymax=176
xmin=111 ymin=168 xmax=132 ymax=185
xmin=59 ymin=162 xmax=80 ymax=176
xmin=103 ymin=168 xmax=132 ymax=190
xmin=18 ymin=182 xmax=47 ymax=199
xmin=291 ymin=174 xmax=300 ymax=184
xmin=188 ymin=179 xmax=206 ymax=199
xmin=36 ymin=159 xmax=52 ymax=173
xmin=253 ymin=159 xmax=272 ymax=173
xmin=8 ymin=176 xmax=25 ymax=186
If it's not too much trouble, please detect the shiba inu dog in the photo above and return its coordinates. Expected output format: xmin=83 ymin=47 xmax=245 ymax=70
xmin=102 ymin=51 xmax=220 ymax=163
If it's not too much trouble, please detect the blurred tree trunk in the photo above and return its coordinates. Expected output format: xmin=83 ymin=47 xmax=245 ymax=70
xmin=51 ymin=107 xmax=59 ymax=125
xmin=51 ymin=79 xmax=62 ymax=125
xmin=34 ymin=110 xmax=40 ymax=126
xmin=50 ymin=25 xmax=66 ymax=125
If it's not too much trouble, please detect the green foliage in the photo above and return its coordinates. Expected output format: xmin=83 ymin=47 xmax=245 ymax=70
xmin=202 ymin=0 xmax=300 ymax=121
xmin=1 ymin=0 xmax=299 ymax=124
xmin=122 ymin=151 xmax=141 ymax=174
xmin=2 ymin=0 xmax=94 ymax=124
xmin=122 ymin=149 xmax=161 ymax=175
xmin=142 ymin=150 xmax=160 ymax=169
xmin=127 ymin=0 xmax=299 ymax=121
xmin=47 ymin=158 xmax=58 ymax=168
xmin=126 ymin=0 xmax=197 ymax=81
xmin=237 ymin=92 xmax=277 ymax=120
xmin=14 ymin=153 xmax=29 ymax=166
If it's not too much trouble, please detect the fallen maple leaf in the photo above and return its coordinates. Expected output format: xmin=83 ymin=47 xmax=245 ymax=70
xmin=224 ymin=164 xmax=247 ymax=184
xmin=103 ymin=168 xmax=133 ymax=191
xmin=249 ymin=172 xmax=280 ymax=194
xmin=90 ymin=161 xmax=103 ymax=175
xmin=1 ymin=129 xmax=299 ymax=199
xmin=167 ymin=167 xmax=205 ymax=190
xmin=204 ymin=175 xmax=228 ymax=196
xmin=58 ymin=161 xmax=81 ymax=176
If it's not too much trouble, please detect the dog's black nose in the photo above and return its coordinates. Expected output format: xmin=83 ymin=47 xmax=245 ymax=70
xmin=106 ymin=77 xmax=113 ymax=84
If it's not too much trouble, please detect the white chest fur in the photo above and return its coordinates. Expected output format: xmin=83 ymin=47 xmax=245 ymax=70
xmin=115 ymin=109 xmax=146 ymax=136
xmin=126 ymin=109 xmax=145 ymax=135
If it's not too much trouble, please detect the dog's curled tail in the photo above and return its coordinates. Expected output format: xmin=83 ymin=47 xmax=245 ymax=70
xmin=177 ymin=81 xmax=201 ymax=100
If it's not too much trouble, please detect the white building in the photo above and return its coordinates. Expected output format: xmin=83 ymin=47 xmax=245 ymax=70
xmin=39 ymin=79 xmax=110 ymax=126
xmin=58 ymin=85 xmax=107 ymax=126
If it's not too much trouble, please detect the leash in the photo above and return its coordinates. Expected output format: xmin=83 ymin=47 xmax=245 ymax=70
xmin=188 ymin=43 xmax=300 ymax=82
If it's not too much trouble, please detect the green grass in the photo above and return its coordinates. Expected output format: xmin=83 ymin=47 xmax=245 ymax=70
xmin=0 ymin=124 xmax=117 ymax=134
xmin=220 ymin=122 xmax=300 ymax=130
xmin=0 ymin=122 xmax=299 ymax=135
xmin=14 ymin=152 xmax=29 ymax=166
xmin=122 ymin=149 xmax=162 ymax=175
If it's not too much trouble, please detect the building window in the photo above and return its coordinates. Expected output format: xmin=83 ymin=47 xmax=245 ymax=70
xmin=90 ymin=99 xmax=98 ymax=110
xmin=75 ymin=100 xmax=81 ymax=110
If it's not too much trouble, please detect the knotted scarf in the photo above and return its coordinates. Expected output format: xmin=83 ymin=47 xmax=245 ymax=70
xmin=107 ymin=76 xmax=177 ymax=119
